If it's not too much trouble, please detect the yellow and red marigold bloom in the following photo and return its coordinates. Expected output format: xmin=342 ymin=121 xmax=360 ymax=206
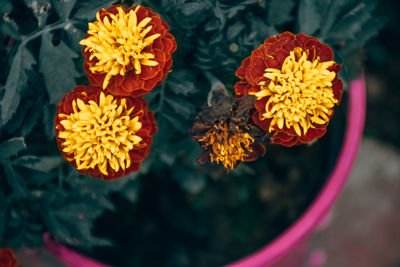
xmin=80 ymin=5 xmax=177 ymax=97
xmin=55 ymin=85 xmax=157 ymax=180
xmin=0 ymin=248 xmax=17 ymax=267
xmin=235 ymin=32 xmax=343 ymax=147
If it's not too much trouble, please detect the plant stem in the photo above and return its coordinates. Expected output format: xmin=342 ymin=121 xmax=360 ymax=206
xmin=20 ymin=20 xmax=76 ymax=47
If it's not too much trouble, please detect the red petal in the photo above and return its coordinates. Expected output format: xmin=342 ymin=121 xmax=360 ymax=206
xmin=120 ymin=73 xmax=145 ymax=93
xmin=236 ymin=57 xmax=251 ymax=79
xmin=144 ymin=70 xmax=163 ymax=90
xmin=134 ymin=5 xmax=149 ymax=21
xmin=295 ymin=33 xmax=308 ymax=45
xmin=264 ymin=36 xmax=278 ymax=44
xmin=162 ymin=36 xmax=175 ymax=53
xmin=332 ymin=78 xmax=344 ymax=104
xmin=317 ymin=44 xmax=334 ymax=61
xmin=300 ymin=127 xmax=327 ymax=143
xmin=245 ymin=57 xmax=266 ymax=86
xmin=252 ymin=112 xmax=271 ymax=132
xmin=254 ymin=96 xmax=268 ymax=113
xmin=234 ymin=81 xmax=250 ymax=96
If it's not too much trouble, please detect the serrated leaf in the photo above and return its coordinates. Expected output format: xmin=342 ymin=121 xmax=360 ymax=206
xmin=73 ymin=0 xmax=115 ymax=20
xmin=1 ymin=47 xmax=36 ymax=126
xmin=3 ymin=162 xmax=29 ymax=198
xmin=167 ymin=70 xmax=197 ymax=96
xmin=204 ymin=18 xmax=220 ymax=31
xmin=0 ymin=0 xmax=19 ymax=38
xmin=320 ymin=0 xmax=353 ymax=36
xmin=39 ymin=31 xmax=79 ymax=104
xmin=342 ymin=16 xmax=388 ymax=54
xmin=161 ymin=111 xmax=188 ymax=133
xmin=181 ymin=1 xmax=208 ymax=16
xmin=267 ymin=0 xmax=295 ymax=26
xmin=65 ymin=24 xmax=86 ymax=52
xmin=42 ymin=103 xmax=56 ymax=140
xmin=327 ymin=3 xmax=372 ymax=41
xmin=165 ymin=95 xmax=195 ymax=120
xmin=42 ymin=210 xmax=72 ymax=243
xmin=226 ymin=21 xmax=246 ymax=40
xmin=298 ymin=0 xmax=321 ymax=35
xmin=51 ymin=0 xmax=77 ymax=20
xmin=19 ymin=95 xmax=44 ymax=137
xmin=251 ymin=18 xmax=277 ymax=43
xmin=0 ymin=137 xmax=26 ymax=160
xmin=14 ymin=155 xmax=63 ymax=172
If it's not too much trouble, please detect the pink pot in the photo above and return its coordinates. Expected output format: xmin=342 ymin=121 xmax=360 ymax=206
xmin=45 ymin=75 xmax=366 ymax=267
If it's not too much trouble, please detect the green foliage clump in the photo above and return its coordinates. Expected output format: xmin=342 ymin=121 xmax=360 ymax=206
xmin=0 ymin=0 xmax=385 ymax=251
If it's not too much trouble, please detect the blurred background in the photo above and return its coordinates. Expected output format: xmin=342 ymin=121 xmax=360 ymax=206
xmin=12 ymin=0 xmax=400 ymax=266
xmin=301 ymin=0 xmax=400 ymax=266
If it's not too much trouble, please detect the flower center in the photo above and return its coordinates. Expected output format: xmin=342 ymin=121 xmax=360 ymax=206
xmin=80 ymin=6 xmax=161 ymax=89
xmin=252 ymin=47 xmax=338 ymax=136
xmin=58 ymin=92 xmax=144 ymax=175
xmin=198 ymin=123 xmax=254 ymax=170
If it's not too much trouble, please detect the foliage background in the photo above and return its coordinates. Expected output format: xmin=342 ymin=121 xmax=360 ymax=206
xmin=0 ymin=0 xmax=385 ymax=265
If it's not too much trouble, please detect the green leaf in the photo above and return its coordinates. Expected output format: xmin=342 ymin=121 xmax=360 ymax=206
xmin=164 ymin=95 xmax=195 ymax=120
xmin=42 ymin=210 xmax=73 ymax=243
xmin=13 ymin=155 xmax=63 ymax=172
xmin=19 ymin=95 xmax=45 ymax=137
xmin=226 ymin=21 xmax=246 ymax=40
xmin=267 ymin=0 xmax=295 ymax=26
xmin=298 ymin=0 xmax=321 ymax=35
xmin=1 ymin=47 xmax=36 ymax=126
xmin=73 ymin=0 xmax=115 ymax=20
xmin=3 ymin=162 xmax=29 ymax=198
xmin=161 ymin=111 xmax=189 ymax=133
xmin=65 ymin=23 xmax=86 ymax=52
xmin=39 ymin=31 xmax=79 ymax=104
xmin=167 ymin=70 xmax=198 ymax=96
xmin=327 ymin=2 xmax=373 ymax=41
xmin=51 ymin=0 xmax=77 ymax=20
xmin=320 ymin=0 xmax=355 ymax=36
xmin=181 ymin=1 xmax=209 ymax=16
xmin=342 ymin=16 xmax=388 ymax=54
xmin=42 ymin=103 xmax=56 ymax=140
xmin=0 ymin=137 xmax=26 ymax=160
xmin=0 ymin=0 xmax=20 ymax=39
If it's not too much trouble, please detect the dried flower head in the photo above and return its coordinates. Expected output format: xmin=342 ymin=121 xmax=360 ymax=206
xmin=235 ymin=32 xmax=343 ymax=146
xmin=189 ymin=90 xmax=266 ymax=171
xmin=0 ymin=248 xmax=17 ymax=267
xmin=55 ymin=85 xmax=157 ymax=180
xmin=80 ymin=5 xmax=176 ymax=96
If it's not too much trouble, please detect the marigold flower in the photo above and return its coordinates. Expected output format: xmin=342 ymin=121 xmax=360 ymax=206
xmin=55 ymin=85 xmax=157 ymax=180
xmin=0 ymin=248 xmax=17 ymax=267
xmin=80 ymin=5 xmax=177 ymax=96
xmin=235 ymin=32 xmax=343 ymax=146
xmin=189 ymin=90 xmax=266 ymax=171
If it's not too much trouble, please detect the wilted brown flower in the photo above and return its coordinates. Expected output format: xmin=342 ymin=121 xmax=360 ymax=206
xmin=189 ymin=90 xmax=267 ymax=171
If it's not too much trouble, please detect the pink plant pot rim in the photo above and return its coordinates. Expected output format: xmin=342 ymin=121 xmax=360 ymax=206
xmin=227 ymin=75 xmax=366 ymax=267
xmin=45 ymin=75 xmax=366 ymax=267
